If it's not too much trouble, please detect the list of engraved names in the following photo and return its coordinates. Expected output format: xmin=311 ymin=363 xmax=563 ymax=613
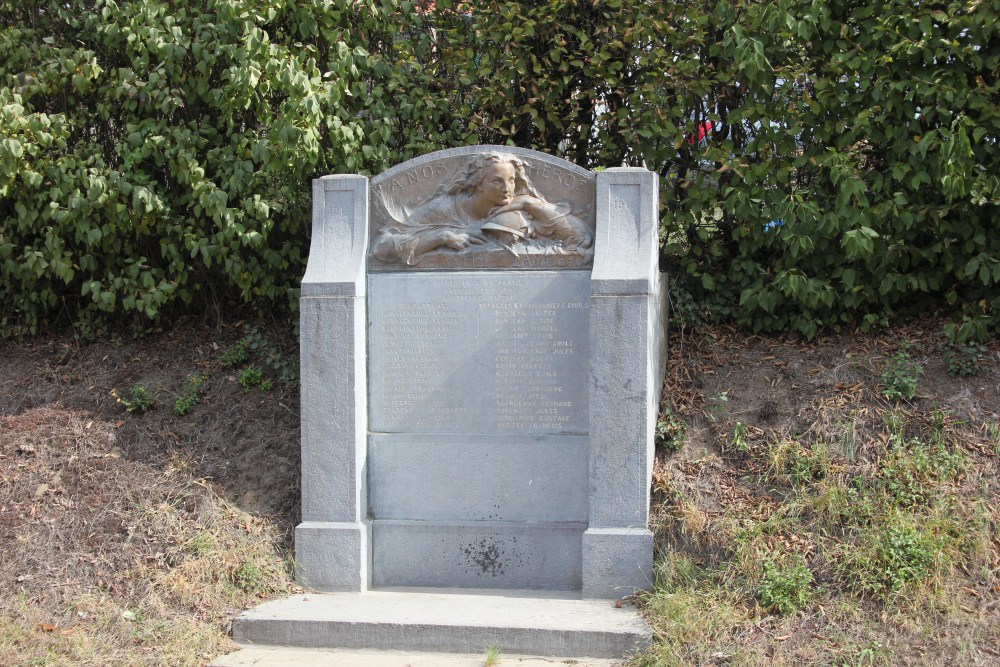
xmin=369 ymin=273 xmax=590 ymax=434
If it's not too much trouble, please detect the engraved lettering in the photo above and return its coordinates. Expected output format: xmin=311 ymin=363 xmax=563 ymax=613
xmin=369 ymin=274 xmax=589 ymax=435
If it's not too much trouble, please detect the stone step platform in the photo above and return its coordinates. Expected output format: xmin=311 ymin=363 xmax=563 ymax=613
xmin=230 ymin=589 xmax=650 ymax=660
xmin=210 ymin=646 xmax=622 ymax=667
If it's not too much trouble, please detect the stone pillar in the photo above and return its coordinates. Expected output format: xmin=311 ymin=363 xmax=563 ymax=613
xmin=583 ymin=168 xmax=663 ymax=598
xmin=295 ymin=175 xmax=371 ymax=592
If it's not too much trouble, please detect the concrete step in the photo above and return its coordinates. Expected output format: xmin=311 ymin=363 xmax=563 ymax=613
xmin=230 ymin=589 xmax=649 ymax=660
xmin=210 ymin=646 xmax=623 ymax=667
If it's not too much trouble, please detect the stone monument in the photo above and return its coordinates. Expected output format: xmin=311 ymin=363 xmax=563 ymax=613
xmin=295 ymin=146 xmax=666 ymax=597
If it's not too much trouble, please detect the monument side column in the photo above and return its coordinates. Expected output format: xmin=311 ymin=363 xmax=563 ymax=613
xmin=295 ymin=175 xmax=370 ymax=592
xmin=584 ymin=168 xmax=663 ymax=598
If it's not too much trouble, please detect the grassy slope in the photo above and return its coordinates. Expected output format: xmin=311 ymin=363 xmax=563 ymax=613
xmin=635 ymin=323 xmax=999 ymax=666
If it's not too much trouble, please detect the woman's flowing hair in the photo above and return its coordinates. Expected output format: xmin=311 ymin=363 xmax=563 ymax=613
xmin=434 ymin=152 xmax=542 ymax=199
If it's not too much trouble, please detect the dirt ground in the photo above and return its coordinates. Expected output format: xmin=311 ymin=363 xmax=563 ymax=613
xmin=0 ymin=315 xmax=998 ymax=665
xmin=0 ymin=318 xmax=301 ymax=525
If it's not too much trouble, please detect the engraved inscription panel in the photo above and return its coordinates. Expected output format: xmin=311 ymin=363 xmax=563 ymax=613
xmin=369 ymin=272 xmax=590 ymax=434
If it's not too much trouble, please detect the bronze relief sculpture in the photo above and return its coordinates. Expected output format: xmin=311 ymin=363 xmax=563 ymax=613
xmin=370 ymin=152 xmax=593 ymax=269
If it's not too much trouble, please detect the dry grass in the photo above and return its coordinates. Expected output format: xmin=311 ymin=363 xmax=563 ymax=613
xmin=635 ymin=321 xmax=1000 ymax=666
xmin=0 ymin=405 xmax=297 ymax=667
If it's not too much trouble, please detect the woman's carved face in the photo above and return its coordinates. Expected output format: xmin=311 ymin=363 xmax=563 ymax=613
xmin=480 ymin=161 xmax=516 ymax=207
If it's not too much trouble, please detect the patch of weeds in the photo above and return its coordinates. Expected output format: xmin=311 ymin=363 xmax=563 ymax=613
xmin=840 ymin=640 xmax=891 ymax=666
xmin=655 ymin=411 xmax=687 ymax=454
xmin=238 ymin=365 xmax=264 ymax=392
xmin=173 ymin=374 xmax=206 ymax=416
xmin=653 ymin=551 xmax=706 ymax=592
xmin=723 ymin=514 xmax=804 ymax=586
xmin=220 ymin=337 xmax=251 ymax=366
xmin=989 ymin=423 xmax=1000 ymax=457
xmin=757 ymin=557 xmax=814 ymax=615
xmin=706 ymin=391 xmax=728 ymax=422
xmin=879 ymin=439 xmax=965 ymax=508
xmin=883 ymin=411 xmax=906 ymax=446
xmin=942 ymin=326 xmax=988 ymax=377
xmin=121 ymin=608 xmax=146 ymax=623
xmin=245 ymin=325 xmax=299 ymax=385
xmin=837 ymin=513 xmax=950 ymax=600
xmin=874 ymin=523 xmax=941 ymax=595
xmin=783 ymin=442 xmax=829 ymax=488
xmin=188 ymin=532 xmax=213 ymax=558
xmin=836 ymin=421 xmax=858 ymax=461
xmin=112 ymin=384 xmax=156 ymax=414
xmin=637 ymin=587 xmax=748 ymax=665
xmin=880 ymin=344 xmax=922 ymax=401
xmin=483 ymin=644 xmax=502 ymax=667
xmin=231 ymin=561 xmax=265 ymax=594
xmin=766 ymin=439 xmax=828 ymax=488
xmin=809 ymin=476 xmax=865 ymax=528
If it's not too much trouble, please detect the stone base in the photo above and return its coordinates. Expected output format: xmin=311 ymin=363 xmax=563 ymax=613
xmin=231 ymin=589 xmax=650 ymax=659
xmin=294 ymin=521 xmax=370 ymax=592
xmin=372 ymin=520 xmax=584 ymax=590
xmin=581 ymin=528 xmax=653 ymax=598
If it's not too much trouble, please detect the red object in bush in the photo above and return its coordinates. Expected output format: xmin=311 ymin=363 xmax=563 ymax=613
xmin=688 ymin=121 xmax=712 ymax=145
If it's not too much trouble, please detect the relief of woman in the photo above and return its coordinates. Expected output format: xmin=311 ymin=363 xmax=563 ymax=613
xmin=371 ymin=152 xmax=592 ymax=266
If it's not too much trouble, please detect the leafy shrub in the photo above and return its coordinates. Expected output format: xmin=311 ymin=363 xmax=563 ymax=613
xmin=757 ymin=559 xmax=814 ymax=615
xmin=220 ymin=338 xmax=251 ymax=367
xmin=881 ymin=347 xmax=923 ymax=401
xmin=238 ymin=365 xmax=264 ymax=392
xmin=115 ymin=383 xmax=156 ymax=414
xmin=0 ymin=0 xmax=397 ymax=336
xmin=1 ymin=0 xmax=997 ymax=338
xmin=655 ymin=412 xmax=687 ymax=454
xmin=174 ymin=374 xmax=206 ymax=416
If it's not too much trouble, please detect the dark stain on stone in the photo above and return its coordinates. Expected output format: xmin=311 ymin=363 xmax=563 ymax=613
xmin=461 ymin=536 xmax=523 ymax=577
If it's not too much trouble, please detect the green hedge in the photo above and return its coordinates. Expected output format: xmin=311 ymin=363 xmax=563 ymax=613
xmin=1 ymin=0 xmax=997 ymax=338
xmin=0 ymin=0 xmax=394 ymax=336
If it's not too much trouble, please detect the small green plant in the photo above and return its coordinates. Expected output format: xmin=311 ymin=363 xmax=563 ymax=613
xmin=173 ymin=374 xmax=206 ymax=416
xmin=706 ymin=391 xmax=728 ymax=422
xmin=881 ymin=345 xmax=922 ymax=401
xmin=837 ymin=421 xmax=858 ymax=461
xmin=843 ymin=640 xmax=891 ymax=666
xmin=188 ymin=533 xmax=213 ymax=558
xmin=238 ymin=365 xmax=265 ymax=391
xmin=220 ymin=337 xmax=251 ymax=366
xmin=245 ymin=326 xmax=299 ymax=385
xmin=942 ymin=338 xmax=987 ymax=377
xmin=114 ymin=384 xmax=156 ymax=414
xmin=655 ymin=411 xmax=687 ymax=453
xmin=729 ymin=421 xmax=750 ymax=454
xmin=483 ymin=645 xmax=502 ymax=667
xmin=989 ymin=423 xmax=1000 ymax=457
xmin=231 ymin=561 xmax=265 ymax=594
xmin=757 ymin=558 xmax=814 ymax=615
xmin=875 ymin=523 xmax=939 ymax=595
xmin=839 ymin=514 xmax=949 ymax=600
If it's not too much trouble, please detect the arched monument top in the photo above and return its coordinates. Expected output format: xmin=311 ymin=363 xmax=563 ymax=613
xmin=367 ymin=146 xmax=596 ymax=271
xmin=370 ymin=145 xmax=594 ymax=187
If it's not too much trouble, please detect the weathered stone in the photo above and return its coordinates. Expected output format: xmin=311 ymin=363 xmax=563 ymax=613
xmin=294 ymin=147 xmax=667 ymax=598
